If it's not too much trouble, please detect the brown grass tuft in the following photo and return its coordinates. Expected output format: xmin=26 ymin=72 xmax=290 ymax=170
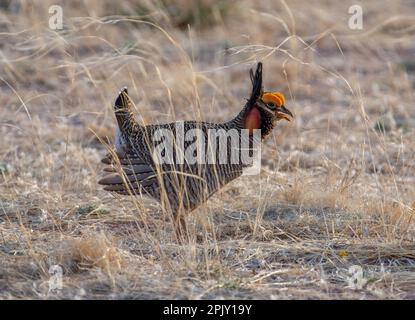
xmin=69 ymin=232 xmax=123 ymax=273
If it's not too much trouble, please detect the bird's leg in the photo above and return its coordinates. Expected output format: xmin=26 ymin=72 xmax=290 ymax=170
xmin=174 ymin=214 xmax=188 ymax=244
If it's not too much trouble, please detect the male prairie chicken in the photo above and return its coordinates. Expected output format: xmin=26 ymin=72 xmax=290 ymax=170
xmin=99 ymin=62 xmax=293 ymax=240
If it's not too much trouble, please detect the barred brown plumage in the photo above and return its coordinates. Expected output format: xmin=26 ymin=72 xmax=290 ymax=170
xmin=98 ymin=62 xmax=293 ymax=241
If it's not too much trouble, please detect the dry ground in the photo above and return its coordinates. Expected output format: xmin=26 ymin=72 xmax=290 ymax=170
xmin=1 ymin=0 xmax=415 ymax=299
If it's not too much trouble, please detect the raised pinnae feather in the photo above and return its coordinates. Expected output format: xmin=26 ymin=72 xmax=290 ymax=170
xmin=248 ymin=62 xmax=263 ymax=107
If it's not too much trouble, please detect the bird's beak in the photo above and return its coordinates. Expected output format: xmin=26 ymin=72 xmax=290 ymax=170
xmin=276 ymin=105 xmax=293 ymax=122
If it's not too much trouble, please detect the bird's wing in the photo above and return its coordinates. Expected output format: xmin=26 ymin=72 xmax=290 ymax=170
xmin=99 ymin=150 xmax=244 ymax=212
xmin=98 ymin=153 xmax=159 ymax=195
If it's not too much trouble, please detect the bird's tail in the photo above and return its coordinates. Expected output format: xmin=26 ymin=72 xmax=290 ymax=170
xmin=113 ymin=87 xmax=137 ymax=134
xmin=100 ymin=88 xmax=138 ymax=164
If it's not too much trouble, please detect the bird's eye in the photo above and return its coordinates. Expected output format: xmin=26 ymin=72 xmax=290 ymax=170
xmin=267 ymin=102 xmax=276 ymax=109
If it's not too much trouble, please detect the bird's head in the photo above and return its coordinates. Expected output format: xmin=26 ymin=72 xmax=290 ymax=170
xmin=244 ymin=63 xmax=293 ymax=137
xmin=257 ymin=92 xmax=293 ymax=122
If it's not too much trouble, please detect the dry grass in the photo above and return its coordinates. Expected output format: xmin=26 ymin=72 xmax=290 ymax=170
xmin=1 ymin=0 xmax=415 ymax=299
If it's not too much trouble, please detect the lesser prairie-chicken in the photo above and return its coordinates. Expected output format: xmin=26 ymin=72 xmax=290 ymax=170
xmin=99 ymin=62 xmax=293 ymax=240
